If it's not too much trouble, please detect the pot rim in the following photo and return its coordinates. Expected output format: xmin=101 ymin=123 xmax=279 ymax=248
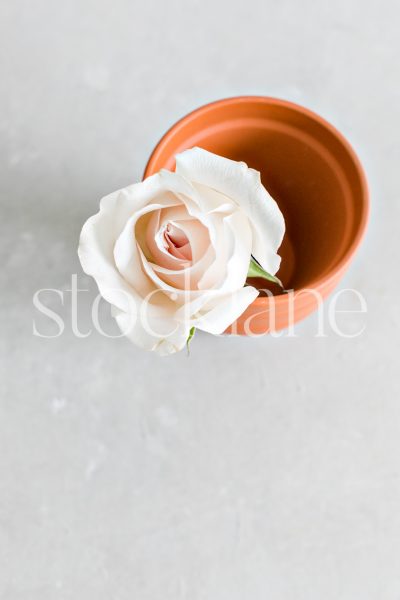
xmin=143 ymin=96 xmax=370 ymax=305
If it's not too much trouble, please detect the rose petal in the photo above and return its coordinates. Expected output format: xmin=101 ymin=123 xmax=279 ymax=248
xmin=151 ymin=244 xmax=215 ymax=290
xmin=78 ymin=174 xmax=183 ymax=312
xmin=175 ymin=147 xmax=285 ymax=274
xmin=112 ymin=305 xmax=189 ymax=356
xmin=197 ymin=210 xmax=252 ymax=293
xmin=78 ymin=192 xmax=140 ymax=314
xmin=175 ymin=285 xmax=259 ymax=335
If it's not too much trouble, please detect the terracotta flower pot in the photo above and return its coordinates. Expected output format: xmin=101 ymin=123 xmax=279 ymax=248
xmin=143 ymin=97 xmax=369 ymax=335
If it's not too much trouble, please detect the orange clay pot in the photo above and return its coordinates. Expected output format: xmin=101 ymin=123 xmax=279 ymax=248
xmin=143 ymin=97 xmax=369 ymax=335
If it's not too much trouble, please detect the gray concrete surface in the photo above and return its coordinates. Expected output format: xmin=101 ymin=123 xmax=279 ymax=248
xmin=1 ymin=0 xmax=399 ymax=598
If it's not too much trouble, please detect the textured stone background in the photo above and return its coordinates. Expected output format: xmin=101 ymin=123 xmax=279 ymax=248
xmin=1 ymin=0 xmax=399 ymax=598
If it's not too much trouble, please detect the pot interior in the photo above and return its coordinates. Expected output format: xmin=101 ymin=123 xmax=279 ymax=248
xmin=145 ymin=100 xmax=366 ymax=292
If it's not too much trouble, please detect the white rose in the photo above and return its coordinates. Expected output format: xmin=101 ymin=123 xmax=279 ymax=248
xmin=78 ymin=147 xmax=285 ymax=355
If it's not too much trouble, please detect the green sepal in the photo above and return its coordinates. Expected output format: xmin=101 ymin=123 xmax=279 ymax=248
xmin=186 ymin=326 xmax=196 ymax=355
xmin=247 ymin=257 xmax=283 ymax=288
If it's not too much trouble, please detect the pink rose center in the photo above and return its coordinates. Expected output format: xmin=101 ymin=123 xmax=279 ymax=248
xmin=163 ymin=222 xmax=192 ymax=261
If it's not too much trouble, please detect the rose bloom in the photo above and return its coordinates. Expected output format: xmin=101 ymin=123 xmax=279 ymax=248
xmin=78 ymin=148 xmax=285 ymax=355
